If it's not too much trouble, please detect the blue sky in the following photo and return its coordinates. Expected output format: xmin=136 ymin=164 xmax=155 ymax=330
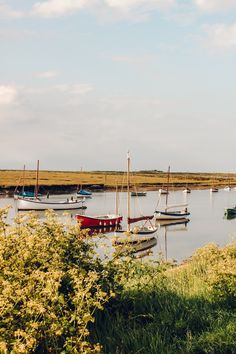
xmin=1 ymin=0 xmax=236 ymax=172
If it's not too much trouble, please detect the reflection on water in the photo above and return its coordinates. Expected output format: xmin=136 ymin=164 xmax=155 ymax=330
xmin=158 ymin=219 xmax=189 ymax=261
xmin=1 ymin=188 xmax=236 ymax=262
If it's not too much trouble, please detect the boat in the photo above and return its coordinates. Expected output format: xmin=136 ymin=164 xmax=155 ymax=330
xmin=155 ymin=166 xmax=190 ymax=220
xmin=155 ymin=207 xmax=190 ymax=220
xmin=224 ymin=186 xmax=231 ymax=191
xmin=14 ymin=191 xmax=36 ymax=199
xmin=210 ymin=187 xmax=219 ymax=192
xmin=114 ymin=152 xmax=157 ymax=236
xmin=77 ymin=189 xmax=92 ymax=198
xmin=159 ymin=188 xmax=168 ymax=195
xmin=76 ymin=183 xmax=122 ymax=228
xmin=16 ymin=197 xmax=86 ymax=211
xmin=224 ymin=206 xmax=236 ymax=218
xmin=183 ymin=176 xmax=191 ymax=193
xmin=131 ymin=191 xmax=147 ymax=197
xmin=16 ymin=161 xmax=86 ymax=211
xmin=183 ymin=187 xmax=191 ymax=194
xmin=14 ymin=165 xmax=41 ymax=199
xmin=75 ymin=214 xmax=122 ymax=228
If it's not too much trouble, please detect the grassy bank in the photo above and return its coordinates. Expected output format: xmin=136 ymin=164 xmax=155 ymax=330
xmin=0 ymin=169 xmax=236 ymax=190
xmin=0 ymin=208 xmax=235 ymax=353
xmin=92 ymin=243 xmax=236 ymax=353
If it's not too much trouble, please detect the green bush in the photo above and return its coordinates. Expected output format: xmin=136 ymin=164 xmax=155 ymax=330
xmin=0 ymin=208 xmax=114 ymax=353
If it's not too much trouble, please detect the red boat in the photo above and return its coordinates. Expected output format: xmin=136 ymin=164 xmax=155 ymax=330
xmin=75 ymin=214 xmax=123 ymax=228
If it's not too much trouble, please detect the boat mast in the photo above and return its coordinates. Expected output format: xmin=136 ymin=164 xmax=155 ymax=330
xmin=165 ymin=166 xmax=170 ymax=212
xmin=127 ymin=151 xmax=131 ymax=232
xmin=35 ymin=160 xmax=39 ymax=199
xmin=22 ymin=164 xmax=25 ymax=194
xmin=115 ymin=183 xmax=119 ymax=216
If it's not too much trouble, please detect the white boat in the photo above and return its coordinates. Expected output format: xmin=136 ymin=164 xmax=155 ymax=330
xmin=115 ymin=152 xmax=157 ymax=238
xmin=155 ymin=206 xmax=190 ymax=220
xmin=183 ymin=188 xmax=191 ymax=194
xmin=16 ymin=197 xmax=86 ymax=211
xmin=210 ymin=187 xmax=219 ymax=192
xmin=15 ymin=160 xmax=86 ymax=211
xmin=159 ymin=188 xmax=168 ymax=195
xmin=224 ymin=186 xmax=231 ymax=191
xmin=155 ymin=166 xmax=190 ymax=220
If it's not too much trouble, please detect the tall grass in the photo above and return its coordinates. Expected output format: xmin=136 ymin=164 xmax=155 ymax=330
xmin=91 ymin=243 xmax=236 ymax=353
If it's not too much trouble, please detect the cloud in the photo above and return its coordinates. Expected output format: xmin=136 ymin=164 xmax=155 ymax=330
xmin=55 ymin=84 xmax=94 ymax=95
xmin=0 ymin=86 xmax=18 ymax=105
xmin=31 ymin=0 xmax=175 ymax=20
xmin=32 ymin=0 xmax=91 ymax=18
xmin=0 ymin=4 xmax=24 ymax=18
xmin=36 ymin=70 xmax=59 ymax=79
xmin=0 ymin=0 xmax=175 ymax=21
xmin=204 ymin=23 xmax=236 ymax=49
xmin=194 ymin=0 xmax=236 ymax=12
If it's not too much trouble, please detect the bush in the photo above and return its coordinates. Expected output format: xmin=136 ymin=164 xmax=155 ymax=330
xmin=0 ymin=208 xmax=114 ymax=353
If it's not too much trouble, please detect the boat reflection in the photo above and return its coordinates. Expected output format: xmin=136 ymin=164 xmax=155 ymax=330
xmin=157 ymin=219 xmax=189 ymax=261
xmin=156 ymin=218 xmax=190 ymax=228
xmin=86 ymin=225 xmax=122 ymax=236
xmin=112 ymin=234 xmax=157 ymax=256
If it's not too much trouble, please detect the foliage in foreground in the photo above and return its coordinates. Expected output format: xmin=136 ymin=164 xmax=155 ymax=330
xmin=92 ymin=243 xmax=236 ymax=353
xmin=0 ymin=208 xmax=117 ymax=353
xmin=0 ymin=207 xmax=235 ymax=353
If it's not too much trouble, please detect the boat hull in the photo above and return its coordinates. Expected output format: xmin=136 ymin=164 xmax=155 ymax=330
xmin=77 ymin=189 xmax=92 ymax=198
xmin=155 ymin=211 xmax=190 ymax=220
xmin=16 ymin=198 xmax=85 ymax=211
xmin=159 ymin=189 xmax=168 ymax=194
xmin=224 ymin=207 xmax=236 ymax=216
xmin=183 ymin=189 xmax=191 ymax=193
xmin=131 ymin=192 xmax=147 ymax=197
xmin=75 ymin=214 xmax=123 ymax=228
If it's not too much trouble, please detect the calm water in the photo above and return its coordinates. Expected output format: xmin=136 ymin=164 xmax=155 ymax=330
xmin=1 ymin=189 xmax=236 ymax=262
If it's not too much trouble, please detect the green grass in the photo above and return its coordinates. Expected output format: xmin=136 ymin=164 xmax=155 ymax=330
xmin=90 ymin=244 xmax=236 ymax=353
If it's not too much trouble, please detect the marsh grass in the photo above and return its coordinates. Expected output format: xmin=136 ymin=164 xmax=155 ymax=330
xmin=1 ymin=170 xmax=236 ymax=189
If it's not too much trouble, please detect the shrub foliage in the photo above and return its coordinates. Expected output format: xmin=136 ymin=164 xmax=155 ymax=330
xmin=0 ymin=208 xmax=114 ymax=353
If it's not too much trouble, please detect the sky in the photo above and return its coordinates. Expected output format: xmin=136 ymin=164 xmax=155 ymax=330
xmin=1 ymin=0 xmax=236 ymax=172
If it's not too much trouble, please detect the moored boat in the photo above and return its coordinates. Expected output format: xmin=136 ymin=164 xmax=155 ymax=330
xmin=77 ymin=189 xmax=92 ymax=198
xmin=183 ymin=188 xmax=191 ymax=194
xmin=224 ymin=186 xmax=231 ymax=191
xmin=210 ymin=187 xmax=219 ymax=192
xmin=16 ymin=197 xmax=86 ymax=211
xmin=115 ymin=152 xmax=157 ymax=237
xmin=131 ymin=191 xmax=147 ymax=196
xmin=155 ymin=207 xmax=190 ymax=220
xmin=156 ymin=166 xmax=190 ymax=221
xmin=159 ymin=188 xmax=168 ymax=195
xmin=75 ymin=214 xmax=123 ymax=228
xmin=224 ymin=206 xmax=236 ymax=217
xmin=14 ymin=191 xmax=36 ymax=199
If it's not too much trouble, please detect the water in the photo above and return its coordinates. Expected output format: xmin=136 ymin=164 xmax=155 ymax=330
xmin=1 ymin=189 xmax=236 ymax=262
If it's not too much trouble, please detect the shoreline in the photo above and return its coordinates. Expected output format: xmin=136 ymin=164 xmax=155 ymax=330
xmin=0 ymin=182 xmax=235 ymax=197
xmin=1 ymin=169 xmax=236 ymax=196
